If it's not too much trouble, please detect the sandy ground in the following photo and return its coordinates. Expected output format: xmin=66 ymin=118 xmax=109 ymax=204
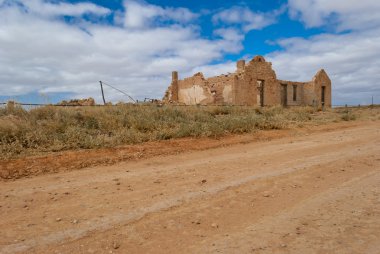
xmin=0 ymin=121 xmax=379 ymax=254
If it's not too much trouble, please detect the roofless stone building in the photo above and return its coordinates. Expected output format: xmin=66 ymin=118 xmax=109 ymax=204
xmin=163 ymin=56 xmax=331 ymax=108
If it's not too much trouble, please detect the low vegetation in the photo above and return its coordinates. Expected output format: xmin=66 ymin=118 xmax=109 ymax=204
xmin=0 ymin=104 xmax=378 ymax=159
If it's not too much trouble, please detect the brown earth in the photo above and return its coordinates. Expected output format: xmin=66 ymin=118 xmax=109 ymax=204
xmin=0 ymin=120 xmax=379 ymax=253
xmin=0 ymin=121 xmax=368 ymax=181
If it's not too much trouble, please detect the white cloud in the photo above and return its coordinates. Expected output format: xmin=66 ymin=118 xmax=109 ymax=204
xmin=288 ymin=0 xmax=380 ymax=31
xmin=123 ymin=0 xmax=198 ymax=29
xmin=0 ymin=1 xmax=242 ymax=103
xmin=214 ymin=28 xmax=244 ymax=42
xmin=191 ymin=62 xmax=236 ymax=78
xmin=18 ymin=0 xmax=110 ymax=17
xmin=268 ymin=0 xmax=380 ymax=105
xmin=1 ymin=0 xmax=378 ymax=106
xmin=267 ymin=27 xmax=380 ymax=105
xmin=212 ymin=6 xmax=283 ymax=32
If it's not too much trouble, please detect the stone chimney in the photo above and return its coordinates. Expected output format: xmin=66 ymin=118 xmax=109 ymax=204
xmin=237 ymin=60 xmax=245 ymax=72
xmin=171 ymin=71 xmax=179 ymax=101
xmin=172 ymin=71 xmax=178 ymax=82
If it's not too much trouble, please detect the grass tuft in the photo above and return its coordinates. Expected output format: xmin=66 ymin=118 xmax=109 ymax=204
xmin=0 ymin=104 xmax=377 ymax=159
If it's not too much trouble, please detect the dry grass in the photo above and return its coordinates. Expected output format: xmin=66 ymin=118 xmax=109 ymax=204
xmin=0 ymin=104 xmax=378 ymax=159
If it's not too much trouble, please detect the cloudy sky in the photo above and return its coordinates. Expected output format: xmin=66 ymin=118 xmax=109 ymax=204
xmin=0 ymin=0 xmax=379 ymax=105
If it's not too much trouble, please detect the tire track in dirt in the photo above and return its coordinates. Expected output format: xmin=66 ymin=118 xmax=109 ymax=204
xmin=1 ymin=140 xmax=378 ymax=253
xmin=0 ymin=122 xmax=379 ymax=253
xmin=1 ymin=123 xmax=376 ymax=195
xmin=193 ymin=170 xmax=380 ymax=254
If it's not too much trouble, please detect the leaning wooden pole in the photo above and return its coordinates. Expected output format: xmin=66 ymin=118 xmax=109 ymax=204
xmin=99 ymin=81 xmax=106 ymax=105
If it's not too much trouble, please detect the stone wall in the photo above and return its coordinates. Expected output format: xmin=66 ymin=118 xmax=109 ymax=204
xmin=163 ymin=56 xmax=331 ymax=108
xmin=278 ymin=80 xmax=307 ymax=106
xmin=206 ymin=74 xmax=236 ymax=104
xmin=312 ymin=69 xmax=332 ymax=108
xmin=177 ymin=73 xmax=211 ymax=105
xmin=241 ymin=56 xmax=279 ymax=106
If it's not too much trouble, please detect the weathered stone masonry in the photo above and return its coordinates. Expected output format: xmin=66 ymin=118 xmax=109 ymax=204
xmin=163 ymin=56 xmax=331 ymax=108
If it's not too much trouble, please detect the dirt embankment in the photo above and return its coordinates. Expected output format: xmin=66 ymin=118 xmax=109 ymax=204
xmin=0 ymin=121 xmax=368 ymax=180
xmin=0 ymin=120 xmax=379 ymax=253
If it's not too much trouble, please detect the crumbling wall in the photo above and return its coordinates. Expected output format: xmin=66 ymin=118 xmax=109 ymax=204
xmin=164 ymin=55 xmax=331 ymax=108
xmin=163 ymin=71 xmax=179 ymax=103
xmin=58 ymin=97 xmax=95 ymax=106
xmin=176 ymin=73 xmax=211 ymax=105
xmin=313 ymin=69 xmax=332 ymax=108
xmin=207 ymin=74 xmax=235 ymax=104
xmin=278 ymin=80 xmax=306 ymax=106
xmin=242 ymin=56 xmax=279 ymax=106
xmin=166 ymin=72 xmax=237 ymax=105
xmin=233 ymin=72 xmax=251 ymax=105
xmin=303 ymin=82 xmax=317 ymax=107
xmin=302 ymin=69 xmax=331 ymax=108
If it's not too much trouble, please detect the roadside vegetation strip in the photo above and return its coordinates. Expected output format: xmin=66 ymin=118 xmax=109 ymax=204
xmin=0 ymin=104 xmax=378 ymax=160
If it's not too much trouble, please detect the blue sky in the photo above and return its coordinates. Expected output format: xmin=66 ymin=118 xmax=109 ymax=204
xmin=0 ymin=0 xmax=379 ymax=105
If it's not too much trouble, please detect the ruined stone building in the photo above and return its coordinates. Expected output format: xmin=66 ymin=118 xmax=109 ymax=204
xmin=163 ymin=56 xmax=331 ymax=108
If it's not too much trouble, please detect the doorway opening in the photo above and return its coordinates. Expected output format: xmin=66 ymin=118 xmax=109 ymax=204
xmin=257 ymin=80 xmax=264 ymax=107
xmin=281 ymin=84 xmax=287 ymax=107
xmin=321 ymin=86 xmax=326 ymax=106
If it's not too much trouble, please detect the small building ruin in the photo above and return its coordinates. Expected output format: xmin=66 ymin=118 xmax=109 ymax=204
xmin=163 ymin=56 xmax=331 ymax=108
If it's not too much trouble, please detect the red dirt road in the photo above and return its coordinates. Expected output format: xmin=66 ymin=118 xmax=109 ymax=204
xmin=1 ymin=121 xmax=379 ymax=253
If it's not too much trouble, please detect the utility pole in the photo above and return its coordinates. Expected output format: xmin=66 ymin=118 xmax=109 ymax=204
xmin=99 ymin=81 xmax=106 ymax=105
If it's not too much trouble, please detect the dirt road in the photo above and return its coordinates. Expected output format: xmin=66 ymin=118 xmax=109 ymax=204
xmin=1 ymin=121 xmax=379 ymax=254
